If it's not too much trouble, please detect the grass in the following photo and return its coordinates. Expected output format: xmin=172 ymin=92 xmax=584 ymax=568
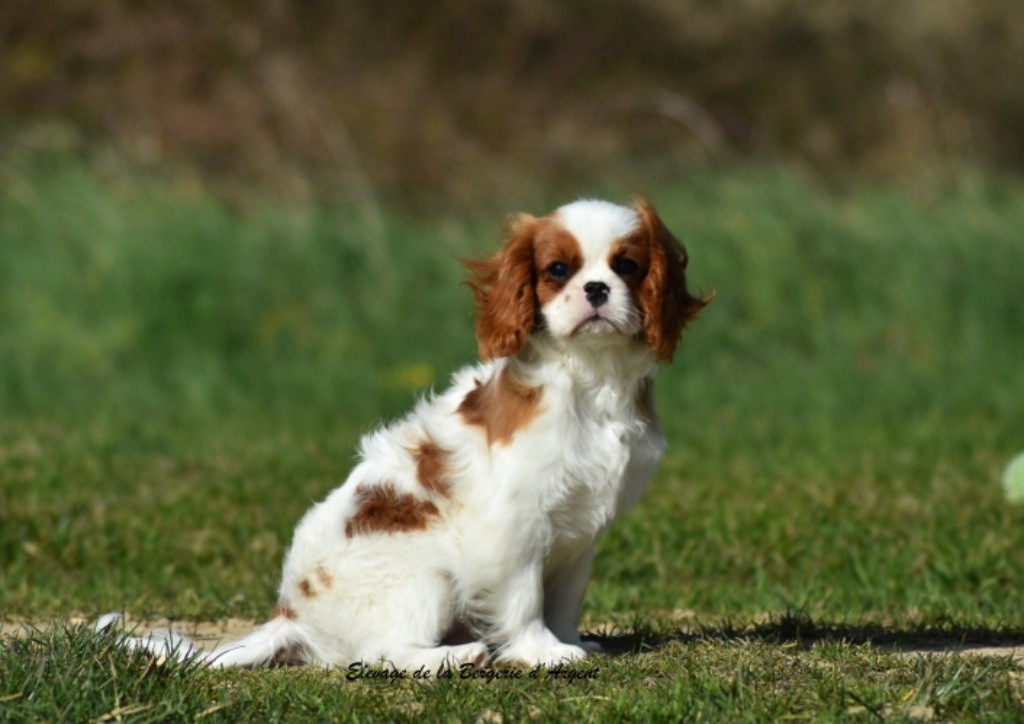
xmin=2 ymin=158 xmax=1024 ymax=718
xmin=2 ymin=619 xmax=1022 ymax=720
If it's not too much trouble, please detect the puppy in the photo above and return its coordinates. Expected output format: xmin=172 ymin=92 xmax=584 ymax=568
xmin=100 ymin=199 xmax=707 ymax=669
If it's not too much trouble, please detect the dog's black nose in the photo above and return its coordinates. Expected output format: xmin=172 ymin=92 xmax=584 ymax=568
xmin=584 ymin=281 xmax=610 ymax=308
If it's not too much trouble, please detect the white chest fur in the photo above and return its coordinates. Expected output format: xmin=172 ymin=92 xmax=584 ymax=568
xmin=503 ymin=356 xmax=665 ymax=569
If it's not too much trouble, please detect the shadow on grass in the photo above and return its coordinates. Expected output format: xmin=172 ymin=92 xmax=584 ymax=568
xmin=584 ymin=612 xmax=1024 ymax=658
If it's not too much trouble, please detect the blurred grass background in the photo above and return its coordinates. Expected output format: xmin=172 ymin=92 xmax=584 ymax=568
xmin=3 ymin=159 xmax=1022 ymax=441
xmin=1 ymin=0 xmax=1023 ymax=624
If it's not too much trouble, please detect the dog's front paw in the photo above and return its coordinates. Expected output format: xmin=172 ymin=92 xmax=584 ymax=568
xmin=499 ymin=641 xmax=587 ymax=667
xmin=543 ymin=642 xmax=587 ymax=665
xmin=533 ymin=642 xmax=587 ymax=666
xmin=553 ymin=633 xmax=605 ymax=654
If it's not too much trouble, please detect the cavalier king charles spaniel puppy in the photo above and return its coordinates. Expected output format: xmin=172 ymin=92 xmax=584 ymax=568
xmin=100 ymin=198 xmax=708 ymax=669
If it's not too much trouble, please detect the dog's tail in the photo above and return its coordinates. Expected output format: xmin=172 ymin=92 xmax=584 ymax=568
xmin=95 ymin=612 xmax=307 ymax=668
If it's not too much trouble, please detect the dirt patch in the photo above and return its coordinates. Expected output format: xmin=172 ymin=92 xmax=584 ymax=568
xmin=885 ymin=643 xmax=1024 ymax=662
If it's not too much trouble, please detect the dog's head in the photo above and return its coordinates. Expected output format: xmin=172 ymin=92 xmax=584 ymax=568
xmin=464 ymin=199 xmax=708 ymax=362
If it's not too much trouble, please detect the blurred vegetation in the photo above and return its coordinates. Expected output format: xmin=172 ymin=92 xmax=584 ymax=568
xmin=2 ymin=0 xmax=1024 ymax=205
xmin=2 ymin=156 xmax=1021 ymax=447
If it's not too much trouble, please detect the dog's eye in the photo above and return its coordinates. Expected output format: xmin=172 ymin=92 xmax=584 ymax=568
xmin=613 ymin=258 xmax=639 ymax=277
xmin=546 ymin=262 xmax=571 ymax=281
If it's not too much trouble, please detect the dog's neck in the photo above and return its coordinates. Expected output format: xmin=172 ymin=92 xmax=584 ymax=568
xmin=509 ymin=332 xmax=659 ymax=393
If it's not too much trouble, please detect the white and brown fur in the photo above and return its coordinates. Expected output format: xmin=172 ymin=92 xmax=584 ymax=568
xmin=99 ymin=199 xmax=708 ymax=669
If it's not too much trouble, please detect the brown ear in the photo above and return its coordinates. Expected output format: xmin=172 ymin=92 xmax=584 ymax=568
xmin=635 ymin=200 xmax=710 ymax=362
xmin=462 ymin=213 xmax=539 ymax=360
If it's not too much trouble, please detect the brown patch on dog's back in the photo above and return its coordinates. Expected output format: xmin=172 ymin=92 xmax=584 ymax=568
xmin=344 ymin=482 xmax=440 ymax=538
xmin=458 ymin=368 xmax=542 ymax=446
xmin=273 ymin=604 xmax=298 ymax=620
xmin=414 ymin=440 xmax=450 ymax=496
xmin=296 ymin=565 xmax=334 ymax=599
xmin=315 ymin=565 xmax=334 ymax=589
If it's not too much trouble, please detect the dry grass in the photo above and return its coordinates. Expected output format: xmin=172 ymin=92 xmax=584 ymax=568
xmin=3 ymin=1 xmax=1024 ymax=204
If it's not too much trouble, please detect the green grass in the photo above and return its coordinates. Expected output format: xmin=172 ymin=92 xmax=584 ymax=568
xmin=2 ymin=158 xmax=1024 ymax=718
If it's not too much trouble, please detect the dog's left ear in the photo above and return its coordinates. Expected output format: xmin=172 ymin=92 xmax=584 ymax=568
xmin=463 ymin=213 xmax=539 ymax=360
xmin=635 ymin=200 xmax=710 ymax=362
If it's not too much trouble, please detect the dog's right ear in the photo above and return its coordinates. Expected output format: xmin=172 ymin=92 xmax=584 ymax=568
xmin=634 ymin=200 xmax=711 ymax=362
xmin=462 ymin=214 xmax=539 ymax=360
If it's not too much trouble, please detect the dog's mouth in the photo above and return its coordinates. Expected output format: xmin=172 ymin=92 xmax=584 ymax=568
xmin=571 ymin=315 xmax=621 ymax=336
